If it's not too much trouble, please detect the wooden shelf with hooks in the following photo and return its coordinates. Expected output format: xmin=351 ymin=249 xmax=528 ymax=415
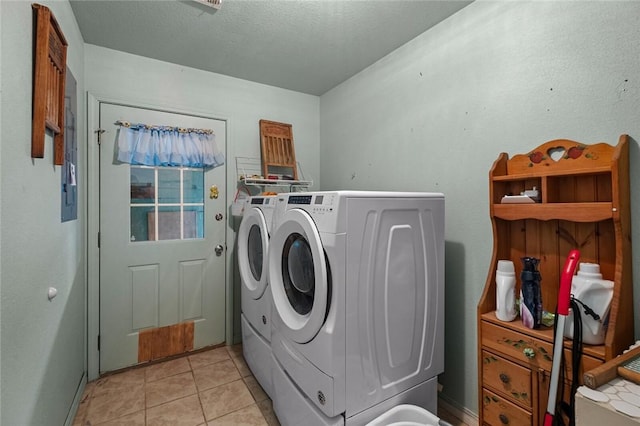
xmin=477 ymin=135 xmax=634 ymax=426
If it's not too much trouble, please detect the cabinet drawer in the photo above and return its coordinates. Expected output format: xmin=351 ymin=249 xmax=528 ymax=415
xmin=482 ymin=350 xmax=532 ymax=408
xmin=481 ymin=321 xmax=603 ymax=376
xmin=482 ymin=321 xmax=553 ymax=370
xmin=482 ymin=388 xmax=531 ymax=426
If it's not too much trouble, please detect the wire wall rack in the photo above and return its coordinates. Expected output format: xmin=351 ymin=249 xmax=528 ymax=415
xmin=235 ymin=157 xmax=312 ymax=193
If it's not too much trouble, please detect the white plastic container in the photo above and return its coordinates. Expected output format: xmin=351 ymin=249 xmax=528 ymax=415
xmin=365 ymin=404 xmax=440 ymax=426
xmin=495 ymin=260 xmax=517 ymax=322
xmin=563 ymin=263 xmax=614 ymax=345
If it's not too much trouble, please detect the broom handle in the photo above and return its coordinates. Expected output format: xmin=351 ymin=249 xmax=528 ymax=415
xmin=544 ymin=250 xmax=580 ymax=426
xmin=558 ymin=250 xmax=580 ymax=315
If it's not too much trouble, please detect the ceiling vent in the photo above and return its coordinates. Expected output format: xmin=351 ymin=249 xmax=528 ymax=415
xmin=194 ymin=0 xmax=221 ymax=10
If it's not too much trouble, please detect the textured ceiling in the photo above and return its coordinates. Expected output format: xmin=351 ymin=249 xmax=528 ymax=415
xmin=70 ymin=0 xmax=472 ymax=96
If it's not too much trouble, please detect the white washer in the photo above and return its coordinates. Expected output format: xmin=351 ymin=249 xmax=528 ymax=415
xmin=268 ymin=191 xmax=445 ymax=425
xmin=238 ymin=195 xmax=278 ymax=397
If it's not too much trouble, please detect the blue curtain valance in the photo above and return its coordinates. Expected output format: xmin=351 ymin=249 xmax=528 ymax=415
xmin=115 ymin=120 xmax=225 ymax=168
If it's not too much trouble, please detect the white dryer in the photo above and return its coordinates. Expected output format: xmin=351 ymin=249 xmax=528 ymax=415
xmin=238 ymin=195 xmax=278 ymax=397
xmin=268 ymin=191 xmax=445 ymax=425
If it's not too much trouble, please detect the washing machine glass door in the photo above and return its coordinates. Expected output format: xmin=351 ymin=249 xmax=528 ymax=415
xmin=238 ymin=207 xmax=269 ymax=299
xmin=269 ymin=208 xmax=328 ymax=343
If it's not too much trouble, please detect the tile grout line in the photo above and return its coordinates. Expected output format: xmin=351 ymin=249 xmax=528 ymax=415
xmin=190 ymin=361 xmax=209 ymax=425
xmin=193 ymin=358 xmax=209 ymax=425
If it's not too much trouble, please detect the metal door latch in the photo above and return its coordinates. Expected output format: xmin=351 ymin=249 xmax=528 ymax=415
xmin=210 ymin=185 xmax=219 ymax=199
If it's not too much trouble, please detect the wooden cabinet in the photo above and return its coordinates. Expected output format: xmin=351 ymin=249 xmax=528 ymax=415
xmin=477 ymin=136 xmax=634 ymax=425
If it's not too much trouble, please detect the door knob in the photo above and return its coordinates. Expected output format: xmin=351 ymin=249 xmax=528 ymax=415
xmin=215 ymin=244 xmax=224 ymax=256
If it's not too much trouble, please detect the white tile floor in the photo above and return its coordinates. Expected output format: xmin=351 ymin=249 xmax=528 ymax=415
xmin=73 ymin=344 xmax=469 ymax=426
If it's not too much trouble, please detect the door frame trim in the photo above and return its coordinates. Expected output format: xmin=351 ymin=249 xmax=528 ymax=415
xmin=86 ymin=93 xmax=231 ymax=380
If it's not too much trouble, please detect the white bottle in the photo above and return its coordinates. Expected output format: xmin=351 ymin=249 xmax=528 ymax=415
xmin=563 ymin=263 xmax=614 ymax=345
xmin=496 ymin=260 xmax=517 ymax=322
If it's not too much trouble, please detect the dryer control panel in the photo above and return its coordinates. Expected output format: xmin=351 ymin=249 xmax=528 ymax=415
xmin=286 ymin=193 xmax=341 ymax=232
xmin=288 ymin=194 xmax=337 ymax=213
xmin=288 ymin=195 xmax=313 ymax=205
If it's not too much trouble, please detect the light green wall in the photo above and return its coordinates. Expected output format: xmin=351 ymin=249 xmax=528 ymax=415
xmin=4 ymin=0 xmax=640 ymax=422
xmin=0 ymin=1 xmax=86 ymax=425
xmin=83 ymin=45 xmax=320 ymax=370
xmin=0 ymin=1 xmax=3 ymax=420
xmin=320 ymin=0 xmax=640 ymax=416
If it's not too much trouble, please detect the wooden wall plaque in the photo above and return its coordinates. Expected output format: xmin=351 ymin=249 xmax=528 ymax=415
xmin=32 ymin=3 xmax=68 ymax=165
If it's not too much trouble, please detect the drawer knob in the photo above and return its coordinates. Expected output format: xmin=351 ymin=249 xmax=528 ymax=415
xmin=499 ymin=413 xmax=510 ymax=424
xmin=523 ymin=347 xmax=536 ymax=359
xmin=499 ymin=373 xmax=510 ymax=384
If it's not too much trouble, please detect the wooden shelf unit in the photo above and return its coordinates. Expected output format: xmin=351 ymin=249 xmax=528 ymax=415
xmin=477 ymin=135 xmax=633 ymax=425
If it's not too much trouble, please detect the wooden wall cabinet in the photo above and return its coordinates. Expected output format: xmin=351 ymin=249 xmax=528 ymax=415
xmin=477 ymin=135 xmax=633 ymax=425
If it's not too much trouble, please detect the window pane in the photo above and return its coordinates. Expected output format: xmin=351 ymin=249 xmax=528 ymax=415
xmin=183 ymin=170 xmax=204 ymax=203
xmin=131 ymin=206 xmax=154 ymax=242
xmin=130 ymin=167 xmax=155 ymax=204
xmin=158 ymin=169 xmax=180 ymax=203
xmin=184 ymin=206 xmax=204 ymax=239
xmin=130 ymin=166 xmax=205 ymax=242
xmin=156 ymin=206 xmax=181 ymax=240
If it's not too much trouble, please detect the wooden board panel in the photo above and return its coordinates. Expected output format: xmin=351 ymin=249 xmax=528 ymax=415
xmin=584 ymin=346 xmax=640 ymax=389
xmin=138 ymin=328 xmax=153 ymax=362
xmin=183 ymin=321 xmax=195 ymax=352
xmin=152 ymin=326 xmax=172 ymax=359
xmin=259 ymin=119 xmax=298 ymax=179
xmin=493 ymin=203 xmax=613 ymax=222
xmin=31 ymin=4 xmax=67 ymax=165
xmin=506 ymin=140 xmax=617 ymax=177
xmin=539 ymin=220 xmax=560 ymax=313
xmin=597 ymin=220 xmax=616 ymax=280
xmin=168 ymin=323 xmax=184 ymax=356
xmin=137 ymin=321 xmax=195 ymax=363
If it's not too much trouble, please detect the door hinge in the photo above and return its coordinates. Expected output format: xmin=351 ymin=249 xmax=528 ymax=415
xmin=95 ymin=129 xmax=105 ymax=145
xmin=97 ymin=335 xmax=101 ymax=351
xmin=98 ymin=232 xmax=100 ymax=248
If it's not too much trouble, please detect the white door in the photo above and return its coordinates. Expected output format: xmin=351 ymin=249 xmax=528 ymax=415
xmin=99 ymin=103 xmax=226 ymax=373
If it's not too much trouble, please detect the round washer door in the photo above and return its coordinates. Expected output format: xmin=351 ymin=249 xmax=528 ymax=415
xmin=238 ymin=207 xmax=269 ymax=299
xmin=269 ymin=208 xmax=328 ymax=343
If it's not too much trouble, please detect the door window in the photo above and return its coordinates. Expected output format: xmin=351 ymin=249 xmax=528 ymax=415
xmin=282 ymin=233 xmax=315 ymax=315
xmin=130 ymin=165 xmax=204 ymax=242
